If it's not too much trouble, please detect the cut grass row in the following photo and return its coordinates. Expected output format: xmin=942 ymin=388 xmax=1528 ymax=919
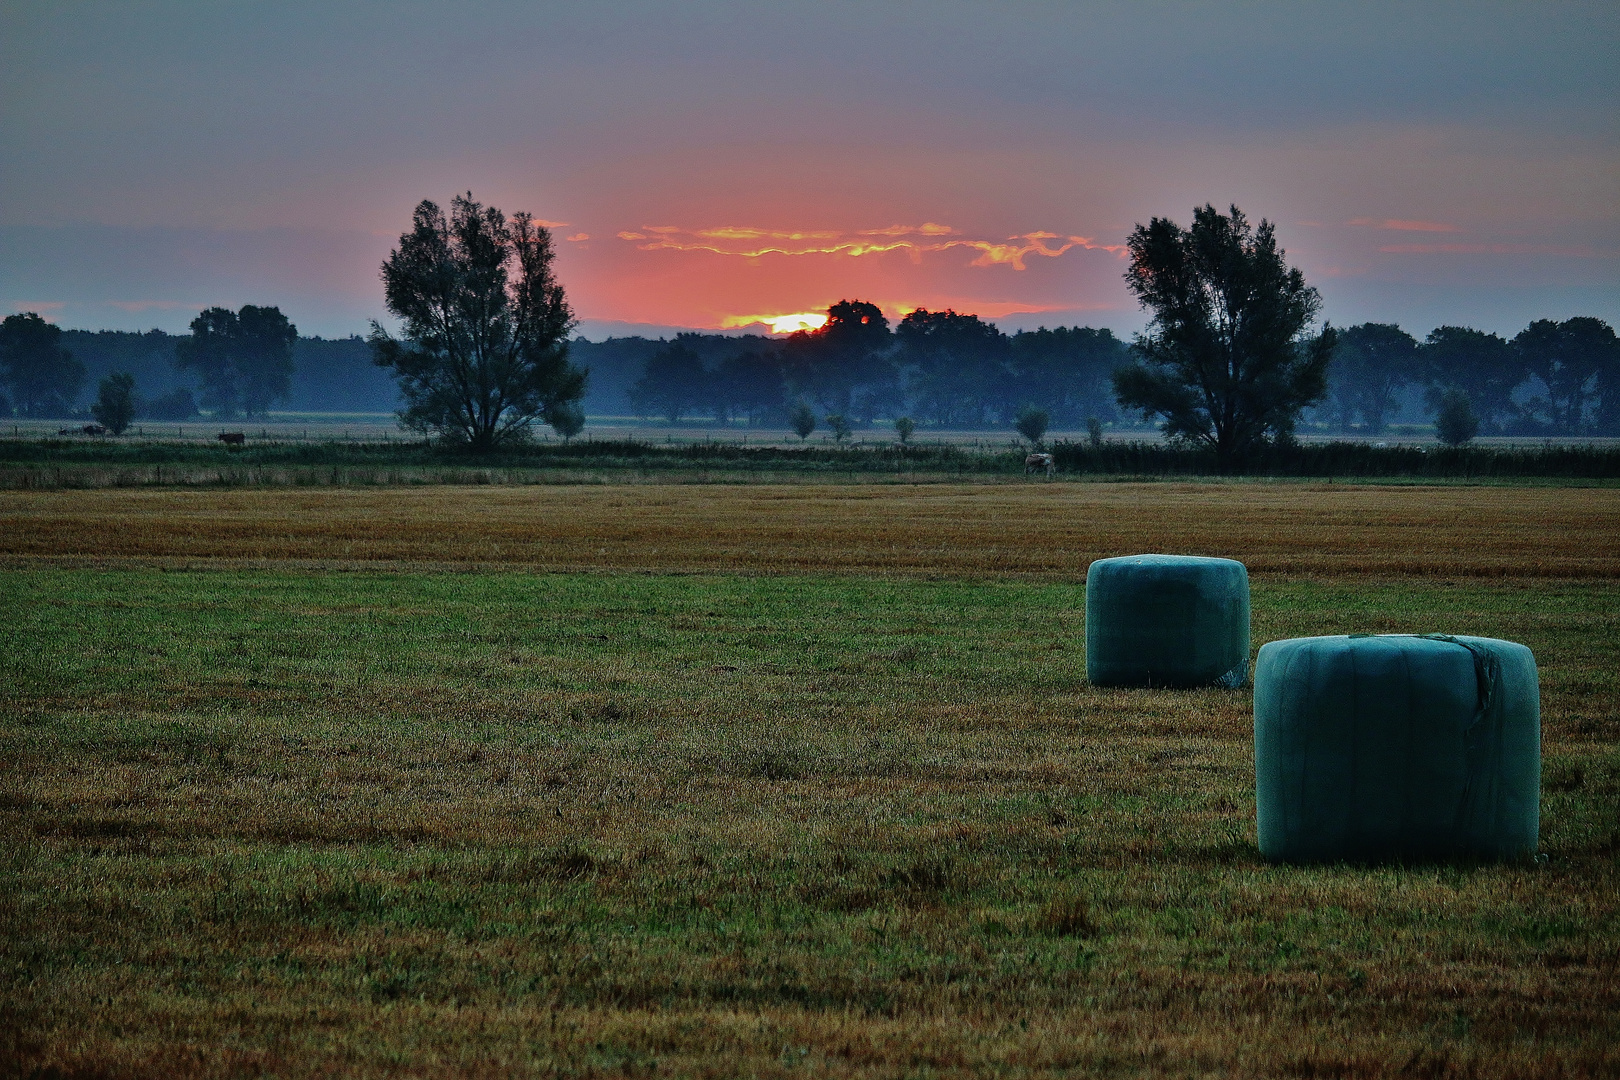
xmin=4 ymin=482 xmax=1619 ymax=578
xmin=3 ymin=562 xmax=1617 ymax=1077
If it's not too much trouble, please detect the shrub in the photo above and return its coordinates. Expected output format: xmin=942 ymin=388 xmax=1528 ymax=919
xmin=1435 ymin=389 xmax=1481 ymax=446
xmin=790 ymin=400 xmax=816 ymax=441
xmin=1016 ymin=406 xmax=1049 ymax=446
xmin=91 ymin=372 xmax=137 ymax=435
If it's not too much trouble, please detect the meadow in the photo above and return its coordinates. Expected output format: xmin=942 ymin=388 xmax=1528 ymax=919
xmin=2 ymin=482 xmax=1617 ymax=1077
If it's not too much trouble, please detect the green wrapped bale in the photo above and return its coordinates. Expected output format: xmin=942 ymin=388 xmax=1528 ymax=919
xmin=1085 ymin=554 xmax=1250 ymax=687
xmin=1255 ymin=634 xmax=1540 ymax=863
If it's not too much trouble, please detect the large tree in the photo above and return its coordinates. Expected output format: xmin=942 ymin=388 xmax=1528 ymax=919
xmin=0 ymin=312 xmax=85 ymax=417
xmin=1112 ymin=205 xmax=1334 ymax=462
xmin=711 ymin=350 xmax=787 ymax=426
xmin=780 ymin=300 xmax=895 ymax=419
xmin=631 ymin=338 xmax=709 ymax=423
xmin=1418 ymin=326 xmax=1523 ymax=434
xmin=1007 ymin=326 xmax=1126 ymax=426
xmin=1327 ymin=323 xmax=1420 ymax=434
xmin=896 ymin=308 xmax=1009 ymax=427
xmin=174 ymin=305 xmax=296 ymax=418
xmin=1514 ymin=317 xmax=1618 ymax=436
xmin=370 ymin=193 xmax=585 ymax=450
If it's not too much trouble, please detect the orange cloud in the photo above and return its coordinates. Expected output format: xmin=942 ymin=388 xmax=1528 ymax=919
xmin=616 ymin=224 xmax=1125 ymax=269
xmin=1348 ymin=217 xmax=1460 ymax=232
xmin=858 ymin=223 xmax=957 ymax=237
xmin=566 ymin=232 xmax=590 ymax=242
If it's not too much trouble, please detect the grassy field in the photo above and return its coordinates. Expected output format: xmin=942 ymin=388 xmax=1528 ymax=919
xmin=2 ymin=483 xmax=1617 ymax=1077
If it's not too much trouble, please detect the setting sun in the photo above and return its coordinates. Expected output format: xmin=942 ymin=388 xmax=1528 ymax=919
xmin=721 ymin=312 xmax=830 ymax=334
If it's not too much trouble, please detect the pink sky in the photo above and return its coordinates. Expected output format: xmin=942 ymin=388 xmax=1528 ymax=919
xmin=1 ymin=2 xmax=1614 ymax=338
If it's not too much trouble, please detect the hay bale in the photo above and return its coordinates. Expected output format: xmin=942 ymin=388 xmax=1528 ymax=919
xmin=1255 ymin=634 xmax=1540 ymax=863
xmin=1085 ymin=554 xmax=1250 ymax=687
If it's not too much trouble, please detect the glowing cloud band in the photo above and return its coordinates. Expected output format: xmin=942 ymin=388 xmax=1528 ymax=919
xmin=615 ymin=223 xmax=1125 ymax=270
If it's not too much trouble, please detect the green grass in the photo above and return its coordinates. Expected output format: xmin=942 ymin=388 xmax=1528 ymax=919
xmin=3 ymin=569 xmax=1618 ymax=1076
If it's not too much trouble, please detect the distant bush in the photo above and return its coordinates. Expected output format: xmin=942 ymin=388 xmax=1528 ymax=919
xmin=1435 ymin=390 xmax=1481 ymax=446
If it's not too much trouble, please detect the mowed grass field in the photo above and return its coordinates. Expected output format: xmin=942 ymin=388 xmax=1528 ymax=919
xmin=1 ymin=483 xmax=1617 ymax=1078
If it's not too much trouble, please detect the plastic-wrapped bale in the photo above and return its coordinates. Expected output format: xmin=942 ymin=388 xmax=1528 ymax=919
xmin=1085 ymin=554 xmax=1250 ymax=687
xmin=1255 ymin=634 xmax=1540 ymax=863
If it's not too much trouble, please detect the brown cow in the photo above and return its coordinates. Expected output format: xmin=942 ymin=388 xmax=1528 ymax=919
xmin=1024 ymin=452 xmax=1055 ymax=477
xmin=218 ymin=432 xmax=245 ymax=446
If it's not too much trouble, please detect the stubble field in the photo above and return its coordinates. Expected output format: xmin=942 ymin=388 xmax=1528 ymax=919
xmin=2 ymin=482 xmax=1617 ymax=1078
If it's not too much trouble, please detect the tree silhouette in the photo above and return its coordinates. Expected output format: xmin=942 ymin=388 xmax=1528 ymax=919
xmin=92 ymin=371 xmax=137 ymax=434
xmin=234 ymin=306 xmax=297 ymax=416
xmin=1419 ymin=326 xmax=1521 ymax=434
xmin=1015 ymin=406 xmax=1049 ymax=446
xmin=1112 ymin=205 xmax=1333 ymax=464
xmin=175 ymin=305 xmax=295 ymax=419
xmin=1434 ymin=389 xmax=1479 ymax=445
xmin=1514 ymin=317 xmax=1618 ymax=435
xmin=0 ymin=312 xmax=84 ymax=417
xmin=711 ymin=350 xmax=786 ymax=426
xmin=370 ymin=193 xmax=584 ymax=451
xmin=790 ymin=399 xmax=816 ymax=441
xmin=1007 ymin=327 xmax=1124 ymax=426
xmin=897 ymin=309 xmax=1009 ymax=427
xmin=631 ymin=339 xmax=708 ymax=423
xmin=781 ymin=300 xmax=894 ymax=418
xmin=548 ymin=400 xmax=585 ymax=442
xmin=1328 ymin=323 xmax=1419 ymax=434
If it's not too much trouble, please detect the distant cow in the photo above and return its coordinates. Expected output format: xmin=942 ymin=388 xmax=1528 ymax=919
xmin=217 ymin=432 xmax=245 ymax=446
xmin=1024 ymin=452 xmax=1055 ymax=477
xmin=58 ymin=424 xmax=106 ymax=436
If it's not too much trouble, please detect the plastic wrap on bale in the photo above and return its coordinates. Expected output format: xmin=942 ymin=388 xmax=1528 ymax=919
xmin=1255 ymin=634 xmax=1540 ymax=863
xmin=1085 ymin=554 xmax=1250 ymax=687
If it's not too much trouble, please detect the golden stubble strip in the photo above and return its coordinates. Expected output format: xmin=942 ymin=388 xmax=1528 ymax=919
xmin=1 ymin=482 xmax=1617 ymax=578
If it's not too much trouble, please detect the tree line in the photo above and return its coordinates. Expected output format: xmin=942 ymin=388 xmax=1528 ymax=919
xmin=0 ymin=305 xmax=295 ymax=431
xmin=625 ymin=305 xmax=1127 ymax=430
xmin=1324 ymin=319 xmax=1620 ymax=439
xmin=0 ymin=316 xmax=394 ymax=429
xmin=4 ymin=196 xmax=1617 ymax=456
xmin=613 ymin=306 xmax=1619 ymax=442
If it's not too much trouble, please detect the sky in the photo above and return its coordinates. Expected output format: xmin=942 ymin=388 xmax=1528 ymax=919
xmin=2 ymin=1 xmax=1616 ymax=341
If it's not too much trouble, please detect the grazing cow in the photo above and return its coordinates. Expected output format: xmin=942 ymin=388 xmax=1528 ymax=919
xmin=1025 ymin=452 xmax=1055 ymax=477
xmin=217 ymin=431 xmax=246 ymax=446
xmin=82 ymin=423 xmax=107 ymax=436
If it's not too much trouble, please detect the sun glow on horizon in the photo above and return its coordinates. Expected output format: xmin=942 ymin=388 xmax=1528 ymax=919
xmin=721 ymin=312 xmax=830 ymax=334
